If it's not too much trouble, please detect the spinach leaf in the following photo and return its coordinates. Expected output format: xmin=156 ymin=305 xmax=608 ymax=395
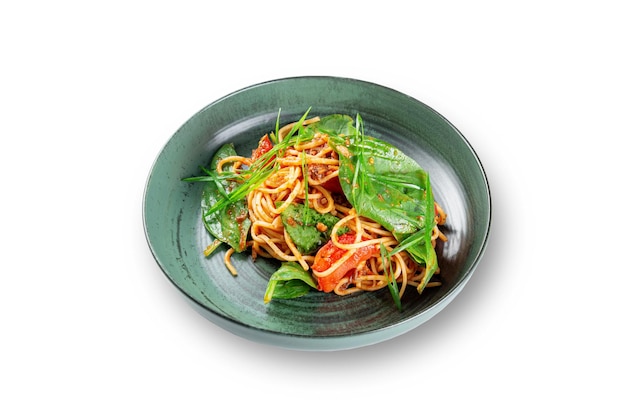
xmin=201 ymin=109 xmax=313 ymax=217
xmin=325 ymin=115 xmax=439 ymax=292
xmin=264 ymin=262 xmax=317 ymax=303
xmin=199 ymin=143 xmax=251 ymax=253
xmin=303 ymin=113 xmax=356 ymax=137
xmin=280 ymin=202 xmax=342 ymax=254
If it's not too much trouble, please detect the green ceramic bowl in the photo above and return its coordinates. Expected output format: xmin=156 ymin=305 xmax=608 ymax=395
xmin=143 ymin=76 xmax=491 ymax=350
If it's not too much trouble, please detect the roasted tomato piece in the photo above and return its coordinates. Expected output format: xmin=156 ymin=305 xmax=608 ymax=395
xmin=312 ymin=233 xmax=378 ymax=293
xmin=251 ymin=134 xmax=273 ymax=162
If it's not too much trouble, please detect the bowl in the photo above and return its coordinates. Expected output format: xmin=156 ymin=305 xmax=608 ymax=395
xmin=143 ymin=76 xmax=491 ymax=350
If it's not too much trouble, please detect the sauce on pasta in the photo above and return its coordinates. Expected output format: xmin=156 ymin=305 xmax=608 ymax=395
xmin=199 ymin=114 xmax=448 ymax=303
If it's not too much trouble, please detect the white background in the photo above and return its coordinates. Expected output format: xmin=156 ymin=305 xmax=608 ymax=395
xmin=2 ymin=1 xmax=624 ymax=415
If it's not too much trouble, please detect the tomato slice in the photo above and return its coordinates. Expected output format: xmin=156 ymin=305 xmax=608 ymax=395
xmin=312 ymin=233 xmax=379 ymax=293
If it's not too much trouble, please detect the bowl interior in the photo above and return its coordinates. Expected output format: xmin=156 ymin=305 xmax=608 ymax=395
xmin=143 ymin=77 xmax=491 ymax=350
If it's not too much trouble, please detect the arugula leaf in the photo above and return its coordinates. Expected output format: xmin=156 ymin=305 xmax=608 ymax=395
xmin=264 ymin=262 xmax=317 ymax=303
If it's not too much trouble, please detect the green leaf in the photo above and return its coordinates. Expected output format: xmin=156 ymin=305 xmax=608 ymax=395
xmin=308 ymin=113 xmax=356 ymax=137
xmin=327 ymin=115 xmax=439 ymax=286
xmin=264 ymin=262 xmax=317 ymax=303
xmin=203 ymin=108 xmax=313 ymax=217
xmin=417 ymin=172 xmax=437 ymax=293
xmin=380 ymin=244 xmax=402 ymax=311
xmin=200 ymin=143 xmax=251 ymax=253
xmin=280 ymin=203 xmax=341 ymax=254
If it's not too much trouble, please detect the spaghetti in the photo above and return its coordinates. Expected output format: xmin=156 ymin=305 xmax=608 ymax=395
xmin=205 ymin=115 xmax=448 ymax=301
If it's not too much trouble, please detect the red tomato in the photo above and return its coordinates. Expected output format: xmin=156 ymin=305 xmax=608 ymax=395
xmin=312 ymin=233 xmax=379 ymax=293
xmin=319 ymin=176 xmax=343 ymax=194
xmin=251 ymin=134 xmax=273 ymax=162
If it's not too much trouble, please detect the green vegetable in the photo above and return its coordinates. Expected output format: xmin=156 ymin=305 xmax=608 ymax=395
xmin=380 ymin=243 xmax=402 ymax=311
xmin=299 ymin=113 xmax=356 ymax=138
xmin=321 ymin=114 xmax=439 ymax=293
xmin=186 ymin=143 xmax=251 ymax=255
xmin=264 ymin=262 xmax=318 ymax=303
xmin=201 ymin=108 xmax=313 ymax=217
xmin=280 ymin=202 xmax=342 ymax=254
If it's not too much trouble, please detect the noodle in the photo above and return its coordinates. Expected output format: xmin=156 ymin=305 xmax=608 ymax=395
xmin=224 ymin=247 xmax=238 ymax=276
xmin=233 ymin=125 xmax=448 ymax=299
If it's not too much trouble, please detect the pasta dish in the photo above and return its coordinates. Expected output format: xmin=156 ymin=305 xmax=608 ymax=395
xmin=183 ymin=110 xmax=447 ymax=309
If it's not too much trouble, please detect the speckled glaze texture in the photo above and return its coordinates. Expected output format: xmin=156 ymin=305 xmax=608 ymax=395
xmin=143 ymin=76 xmax=491 ymax=350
